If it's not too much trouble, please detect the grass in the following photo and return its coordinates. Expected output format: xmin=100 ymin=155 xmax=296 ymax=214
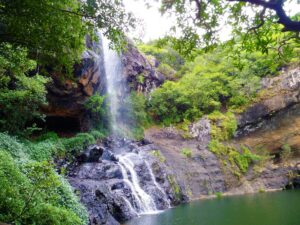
xmin=151 ymin=150 xmax=166 ymax=163
xmin=181 ymin=147 xmax=192 ymax=158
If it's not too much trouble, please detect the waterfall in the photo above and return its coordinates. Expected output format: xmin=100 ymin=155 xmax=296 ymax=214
xmin=102 ymin=36 xmax=127 ymax=133
xmin=100 ymin=34 xmax=169 ymax=215
xmin=144 ymin=160 xmax=171 ymax=208
xmin=119 ymin=154 xmax=157 ymax=213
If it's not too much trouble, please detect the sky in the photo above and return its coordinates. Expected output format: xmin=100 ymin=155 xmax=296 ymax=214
xmin=123 ymin=0 xmax=300 ymax=42
xmin=123 ymin=0 xmax=175 ymax=42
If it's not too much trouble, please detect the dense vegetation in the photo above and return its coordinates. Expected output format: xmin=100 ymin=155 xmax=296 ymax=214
xmin=142 ymin=41 xmax=299 ymax=125
xmin=0 ymin=132 xmax=96 ymax=224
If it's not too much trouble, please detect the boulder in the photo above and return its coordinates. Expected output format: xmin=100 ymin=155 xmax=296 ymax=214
xmin=78 ymin=145 xmax=104 ymax=163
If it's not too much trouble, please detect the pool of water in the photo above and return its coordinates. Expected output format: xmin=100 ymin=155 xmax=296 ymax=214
xmin=126 ymin=190 xmax=300 ymax=225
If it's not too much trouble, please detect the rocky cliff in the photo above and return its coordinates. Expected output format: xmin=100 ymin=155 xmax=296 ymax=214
xmin=43 ymin=40 xmax=165 ymax=132
xmin=236 ymin=66 xmax=300 ymax=154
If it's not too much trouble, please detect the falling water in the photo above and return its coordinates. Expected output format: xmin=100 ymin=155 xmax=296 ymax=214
xmin=144 ymin=161 xmax=171 ymax=208
xmin=102 ymin=36 xmax=127 ymax=133
xmin=119 ymin=154 xmax=157 ymax=213
xmin=101 ymin=34 xmax=168 ymax=215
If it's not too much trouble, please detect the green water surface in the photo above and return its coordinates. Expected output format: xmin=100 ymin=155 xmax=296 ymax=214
xmin=127 ymin=190 xmax=300 ymax=225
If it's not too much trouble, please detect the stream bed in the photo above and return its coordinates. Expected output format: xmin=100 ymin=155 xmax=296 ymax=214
xmin=127 ymin=190 xmax=300 ymax=225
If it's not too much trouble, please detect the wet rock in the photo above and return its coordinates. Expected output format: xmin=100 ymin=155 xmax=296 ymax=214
xmin=78 ymin=145 xmax=104 ymax=163
xmin=68 ymin=137 xmax=182 ymax=224
xmin=145 ymin=127 xmax=227 ymax=199
xmin=76 ymin=161 xmax=122 ymax=180
xmin=237 ymin=66 xmax=300 ymax=131
xmin=69 ymin=179 xmax=135 ymax=225
xmin=102 ymin=150 xmax=118 ymax=162
xmin=43 ymin=44 xmax=106 ymax=132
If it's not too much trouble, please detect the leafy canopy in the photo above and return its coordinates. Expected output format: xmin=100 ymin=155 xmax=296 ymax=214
xmin=150 ymin=0 xmax=300 ymax=58
xmin=0 ymin=0 xmax=135 ymax=71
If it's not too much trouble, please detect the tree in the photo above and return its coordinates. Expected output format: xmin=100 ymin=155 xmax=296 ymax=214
xmin=0 ymin=0 xmax=135 ymax=72
xmin=154 ymin=0 xmax=299 ymax=57
xmin=0 ymin=44 xmax=48 ymax=134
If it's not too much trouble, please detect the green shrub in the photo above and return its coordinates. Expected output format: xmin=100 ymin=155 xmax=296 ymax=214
xmin=215 ymin=192 xmax=223 ymax=199
xmin=30 ymin=203 xmax=82 ymax=225
xmin=35 ymin=132 xmax=60 ymax=142
xmin=181 ymin=148 xmax=192 ymax=158
xmin=0 ymin=150 xmax=31 ymax=223
xmin=24 ymin=139 xmax=65 ymax=162
xmin=90 ymin=130 xmax=107 ymax=140
xmin=119 ymin=91 xmax=151 ymax=140
xmin=146 ymin=44 xmax=291 ymax=125
xmin=208 ymin=139 xmax=226 ymax=156
xmin=0 ymin=150 xmax=87 ymax=225
xmin=61 ymin=133 xmax=96 ymax=155
xmin=138 ymin=42 xmax=184 ymax=71
xmin=208 ymin=111 xmax=237 ymax=141
xmin=0 ymin=132 xmax=29 ymax=160
xmin=0 ymin=44 xmax=49 ymax=134
xmin=157 ymin=63 xmax=176 ymax=80
xmin=85 ymin=93 xmax=106 ymax=115
xmin=84 ymin=93 xmax=109 ymax=131
xmin=55 ymin=178 xmax=88 ymax=224
xmin=137 ymin=74 xmax=145 ymax=84
xmin=280 ymin=144 xmax=292 ymax=161
xmin=209 ymin=140 xmax=261 ymax=175
xmin=167 ymin=175 xmax=182 ymax=201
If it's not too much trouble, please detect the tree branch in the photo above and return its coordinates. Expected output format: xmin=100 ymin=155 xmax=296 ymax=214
xmin=227 ymin=0 xmax=300 ymax=32
xmin=248 ymin=7 xmax=266 ymax=32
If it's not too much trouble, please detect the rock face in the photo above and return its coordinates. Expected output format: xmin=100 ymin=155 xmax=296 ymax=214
xmin=43 ymin=40 xmax=106 ymax=132
xmin=68 ymin=138 xmax=185 ymax=225
xmin=236 ymin=66 xmax=300 ymax=152
xmin=122 ymin=42 xmax=165 ymax=93
xmin=77 ymin=145 xmax=104 ymax=163
xmin=189 ymin=117 xmax=211 ymax=149
xmin=44 ymin=39 xmax=165 ymax=132
xmin=146 ymin=124 xmax=300 ymax=199
xmin=145 ymin=127 xmax=227 ymax=199
xmin=64 ymin=65 xmax=300 ymax=224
